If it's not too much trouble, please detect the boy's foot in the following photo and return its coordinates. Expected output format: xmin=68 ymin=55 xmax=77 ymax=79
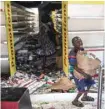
xmin=81 ymin=96 xmax=94 ymax=101
xmin=72 ymin=100 xmax=84 ymax=107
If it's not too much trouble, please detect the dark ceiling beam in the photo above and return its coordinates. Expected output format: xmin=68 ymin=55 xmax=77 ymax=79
xmin=14 ymin=1 xmax=41 ymax=8
xmin=13 ymin=1 xmax=61 ymax=9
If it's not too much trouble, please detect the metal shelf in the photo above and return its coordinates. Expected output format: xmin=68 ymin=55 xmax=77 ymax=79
xmin=1 ymin=1 xmax=38 ymax=74
xmin=13 ymin=27 xmax=29 ymax=31
xmin=11 ymin=2 xmax=35 ymax=15
xmin=12 ymin=10 xmax=35 ymax=17
xmin=14 ymin=35 xmax=27 ymax=46
xmin=11 ymin=2 xmax=37 ymax=40
xmin=12 ymin=15 xmax=35 ymax=22
xmin=5 ymin=2 xmax=38 ymax=56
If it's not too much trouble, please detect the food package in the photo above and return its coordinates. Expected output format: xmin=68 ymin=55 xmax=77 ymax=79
xmin=74 ymin=69 xmax=85 ymax=80
xmin=74 ymin=51 xmax=101 ymax=79
xmin=50 ymin=77 xmax=75 ymax=91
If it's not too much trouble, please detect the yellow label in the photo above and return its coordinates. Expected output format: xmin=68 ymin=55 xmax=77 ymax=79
xmin=4 ymin=1 xmax=16 ymax=76
xmin=62 ymin=1 xmax=69 ymax=77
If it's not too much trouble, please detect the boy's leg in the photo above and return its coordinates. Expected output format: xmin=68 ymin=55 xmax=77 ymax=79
xmin=81 ymin=86 xmax=94 ymax=101
xmin=83 ymin=86 xmax=91 ymax=96
xmin=81 ymin=79 xmax=95 ymax=101
xmin=71 ymin=76 xmax=85 ymax=107
xmin=72 ymin=92 xmax=84 ymax=107
xmin=74 ymin=92 xmax=83 ymax=101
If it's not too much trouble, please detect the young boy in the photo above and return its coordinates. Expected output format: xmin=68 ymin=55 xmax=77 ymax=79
xmin=69 ymin=36 xmax=95 ymax=107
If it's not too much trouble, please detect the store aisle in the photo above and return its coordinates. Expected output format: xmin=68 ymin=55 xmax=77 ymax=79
xmin=30 ymin=93 xmax=105 ymax=109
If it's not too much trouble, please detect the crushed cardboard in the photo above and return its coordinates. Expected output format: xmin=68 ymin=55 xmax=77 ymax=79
xmin=74 ymin=51 xmax=101 ymax=79
xmin=50 ymin=77 xmax=75 ymax=91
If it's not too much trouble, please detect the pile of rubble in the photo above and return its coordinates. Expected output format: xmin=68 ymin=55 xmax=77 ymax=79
xmin=1 ymin=71 xmax=74 ymax=94
xmin=1 ymin=70 xmax=100 ymax=95
xmin=16 ymin=34 xmax=56 ymax=74
xmin=1 ymin=72 xmax=49 ymax=94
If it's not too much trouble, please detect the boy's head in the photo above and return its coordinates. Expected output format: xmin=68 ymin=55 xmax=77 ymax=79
xmin=72 ymin=36 xmax=83 ymax=49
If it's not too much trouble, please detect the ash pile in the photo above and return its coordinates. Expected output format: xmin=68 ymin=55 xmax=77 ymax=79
xmin=15 ymin=24 xmax=56 ymax=75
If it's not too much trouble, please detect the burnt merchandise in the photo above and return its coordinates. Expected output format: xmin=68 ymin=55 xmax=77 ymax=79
xmin=16 ymin=48 xmax=43 ymax=73
xmin=38 ymin=23 xmax=56 ymax=56
xmin=16 ymin=23 xmax=56 ymax=74
xmin=51 ymin=9 xmax=62 ymax=57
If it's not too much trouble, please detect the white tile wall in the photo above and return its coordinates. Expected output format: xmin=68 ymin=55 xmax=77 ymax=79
xmin=67 ymin=3 xmax=104 ymax=66
xmin=68 ymin=31 xmax=105 ymax=47
xmin=1 ymin=26 xmax=7 ymax=41
xmin=68 ymin=18 xmax=104 ymax=31
xmin=68 ymin=4 xmax=104 ymax=17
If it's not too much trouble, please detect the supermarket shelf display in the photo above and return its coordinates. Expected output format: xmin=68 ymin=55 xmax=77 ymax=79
xmin=12 ymin=2 xmax=57 ymax=75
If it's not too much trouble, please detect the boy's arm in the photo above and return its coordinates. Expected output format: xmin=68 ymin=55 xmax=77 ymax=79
xmin=75 ymin=66 xmax=91 ymax=79
xmin=69 ymin=50 xmax=91 ymax=79
xmin=76 ymin=49 xmax=91 ymax=79
xmin=79 ymin=50 xmax=87 ymax=55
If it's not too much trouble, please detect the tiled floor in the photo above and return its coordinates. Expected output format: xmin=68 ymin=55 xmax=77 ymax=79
xmin=31 ymin=93 xmax=105 ymax=109
xmin=32 ymin=100 xmax=104 ymax=109
xmin=32 ymin=100 xmax=105 ymax=109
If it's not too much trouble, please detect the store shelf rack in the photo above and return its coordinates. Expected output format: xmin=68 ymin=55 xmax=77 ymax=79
xmin=1 ymin=1 xmax=38 ymax=76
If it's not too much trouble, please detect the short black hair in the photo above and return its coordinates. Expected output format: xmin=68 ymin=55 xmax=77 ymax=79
xmin=72 ymin=36 xmax=81 ymax=45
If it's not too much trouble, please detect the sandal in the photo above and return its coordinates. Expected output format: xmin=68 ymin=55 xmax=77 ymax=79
xmin=72 ymin=100 xmax=84 ymax=107
xmin=81 ymin=96 xmax=94 ymax=101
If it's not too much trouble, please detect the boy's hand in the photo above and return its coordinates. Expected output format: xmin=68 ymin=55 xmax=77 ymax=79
xmin=83 ymin=50 xmax=87 ymax=54
xmin=75 ymin=66 xmax=92 ymax=79
xmin=79 ymin=50 xmax=87 ymax=55
xmin=83 ymin=73 xmax=92 ymax=80
xmin=90 ymin=53 xmax=96 ymax=58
